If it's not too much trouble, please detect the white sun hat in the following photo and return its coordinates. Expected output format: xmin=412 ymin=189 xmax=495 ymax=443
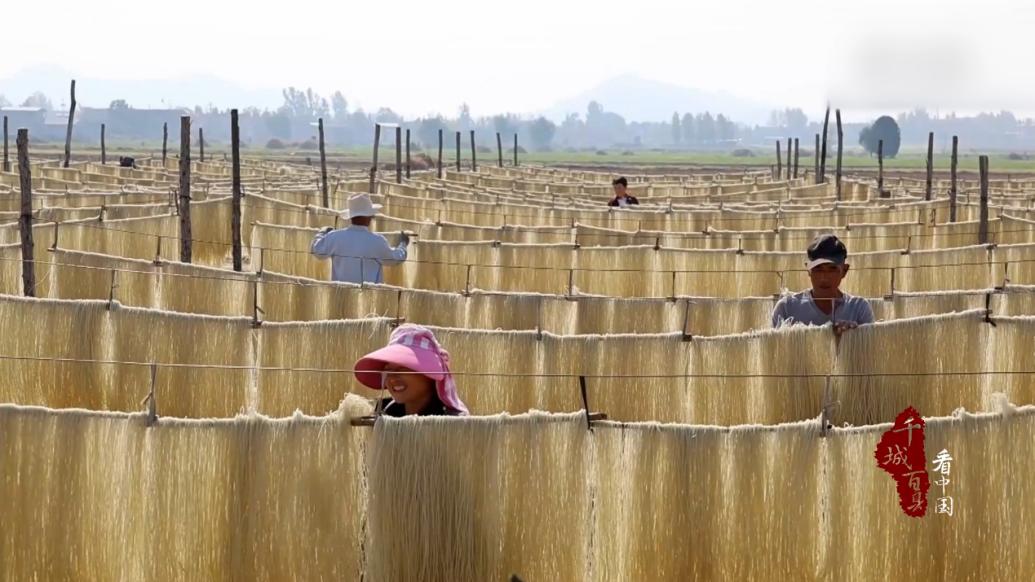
xmin=342 ymin=194 xmax=383 ymax=219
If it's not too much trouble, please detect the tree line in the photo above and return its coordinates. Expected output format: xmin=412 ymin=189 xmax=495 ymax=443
xmin=3 ymin=88 xmax=1034 ymax=151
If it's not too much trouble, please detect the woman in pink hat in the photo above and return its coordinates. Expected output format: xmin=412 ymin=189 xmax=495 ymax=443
xmin=354 ymin=324 xmax=469 ymax=416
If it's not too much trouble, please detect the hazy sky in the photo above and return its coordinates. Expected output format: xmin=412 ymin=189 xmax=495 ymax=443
xmin=4 ymin=0 xmax=1034 ymax=120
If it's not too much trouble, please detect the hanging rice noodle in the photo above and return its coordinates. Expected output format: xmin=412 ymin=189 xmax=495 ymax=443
xmin=38 ymin=249 xmax=255 ymax=316
xmin=0 ymin=244 xmax=23 ymax=294
xmin=53 ymin=215 xmax=180 ymax=263
xmin=366 ymin=411 xmax=590 ymax=582
xmin=684 ymin=325 xmax=833 ymax=424
xmin=0 ymin=396 xmax=371 ymax=581
xmin=0 ymin=296 xmax=254 ymax=416
xmin=258 ymin=271 xmax=399 ymax=322
xmin=1000 ymin=214 xmax=1035 ymax=245
xmin=254 ymin=318 xmax=394 ymax=416
xmin=822 ymin=401 xmax=1035 ymax=579
xmin=998 ymin=243 xmax=1035 ymax=286
xmin=875 ymin=290 xmax=989 ymax=321
xmin=0 ymin=293 xmax=1033 ymax=423
xmin=594 ymin=402 xmax=1035 ymax=580
xmin=999 ymin=285 xmax=1035 ymax=315
xmin=250 ymin=222 xmax=331 ymax=281
xmin=592 ymin=419 xmax=821 ymax=580
xmin=827 ymin=311 xmax=1035 ymax=425
xmin=103 ymin=202 xmax=176 ymax=220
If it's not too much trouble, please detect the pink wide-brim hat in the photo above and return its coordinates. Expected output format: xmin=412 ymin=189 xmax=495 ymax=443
xmin=355 ymin=343 xmax=445 ymax=387
xmin=354 ymin=324 xmax=468 ymax=414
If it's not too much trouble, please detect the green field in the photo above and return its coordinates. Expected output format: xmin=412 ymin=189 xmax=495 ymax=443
xmin=22 ymin=141 xmax=1035 ymax=173
xmin=516 ymin=150 xmax=1035 ymax=171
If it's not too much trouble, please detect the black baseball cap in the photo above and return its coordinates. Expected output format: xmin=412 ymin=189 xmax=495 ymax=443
xmin=806 ymin=234 xmax=848 ymax=270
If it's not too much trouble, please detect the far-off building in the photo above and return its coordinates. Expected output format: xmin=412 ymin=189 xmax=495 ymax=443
xmin=0 ymin=107 xmax=72 ymax=142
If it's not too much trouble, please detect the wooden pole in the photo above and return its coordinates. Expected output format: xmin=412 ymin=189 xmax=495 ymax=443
xmin=497 ymin=132 xmax=503 ymax=168
xmin=178 ymin=116 xmax=192 ymax=263
xmin=514 ymin=133 xmax=519 ymax=166
xmin=162 ymin=122 xmax=168 ymax=165
xmin=925 ymin=131 xmax=934 ymax=201
xmin=231 ymin=109 xmax=243 ymax=271
xmin=793 ymin=138 xmax=799 ymax=178
xmin=835 ymin=109 xmax=843 ymax=200
xmin=318 ymin=118 xmax=328 ymax=207
xmin=199 ymin=127 xmax=205 ymax=162
xmin=819 ymin=106 xmax=830 ymax=183
xmin=63 ymin=79 xmax=76 ymax=168
xmin=775 ymin=140 xmax=782 ymax=179
xmin=369 ymin=123 xmax=381 ymax=194
xmin=405 ymin=129 xmax=411 ymax=179
xmin=16 ymin=129 xmax=35 ymax=297
xmin=100 ymin=123 xmax=106 ymax=165
xmin=437 ymin=129 xmax=443 ymax=179
xmin=2 ymin=116 xmax=8 ymax=172
xmin=950 ymin=135 xmax=959 ymax=222
xmin=395 ymin=125 xmax=402 ymax=184
xmin=877 ymin=139 xmax=886 ymax=198
xmin=978 ymin=155 xmax=989 ymax=244
xmin=455 ymin=131 xmax=461 ymax=172
xmin=470 ymin=130 xmax=477 ymax=172
xmin=813 ymin=133 xmax=820 ymax=183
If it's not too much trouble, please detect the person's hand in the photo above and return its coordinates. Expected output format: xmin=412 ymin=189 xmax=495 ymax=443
xmin=318 ymin=226 xmax=333 ymax=235
xmin=833 ymin=321 xmax=858 ymax=336
xmin=399 ymin=231 xmax=411 ymax=247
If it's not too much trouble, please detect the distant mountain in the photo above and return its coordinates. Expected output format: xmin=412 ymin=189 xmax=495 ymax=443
xmin=0 ymin=66 xmax=777 ymax=125
xmin=541 ymin=74 xmax=774 ymax=125
xmin=0 ymin=65 xmax=283 ymax=110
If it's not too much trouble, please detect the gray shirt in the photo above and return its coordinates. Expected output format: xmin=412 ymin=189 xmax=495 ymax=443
xmin=310 ymin=225 xmax=407 ymax=284
xmin=771 ymin=290 xmax=875 ymax=328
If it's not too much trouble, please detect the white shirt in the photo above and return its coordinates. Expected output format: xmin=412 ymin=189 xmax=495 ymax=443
xmin=310 ymin=225 xmax=407 ymax=284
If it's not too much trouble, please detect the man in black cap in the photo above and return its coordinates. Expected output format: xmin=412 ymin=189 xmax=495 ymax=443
xmin=771 ymin=234 xmax=874 ymax=335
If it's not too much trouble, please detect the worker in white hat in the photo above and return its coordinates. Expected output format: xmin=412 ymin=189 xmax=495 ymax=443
xmin=310 ymin=194 xmax=409 ymax=284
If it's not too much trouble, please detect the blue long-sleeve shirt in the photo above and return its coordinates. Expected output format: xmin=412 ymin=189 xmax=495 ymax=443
xmin=310 ymin=225 xmax=407 ymax=284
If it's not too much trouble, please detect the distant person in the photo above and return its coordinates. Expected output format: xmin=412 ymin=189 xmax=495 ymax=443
xmin=608 ymin=177 xmax=640 ymax=207
xmin=310 ymin=194 xmax=409 ymax=284
xmin=118 ymin=156 xmax=137 ymax=169
xmin=771 ymin=234 xmax=874 ymax=335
